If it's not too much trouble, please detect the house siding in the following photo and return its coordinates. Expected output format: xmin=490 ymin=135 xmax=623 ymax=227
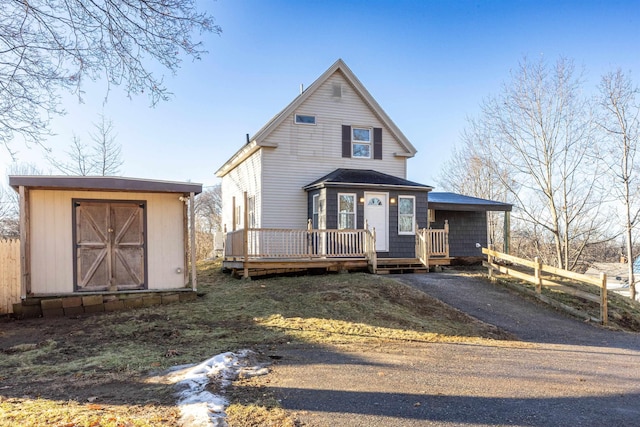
xmin=431 ymin=210 xmax=487 ymax=257
xmin=260 ymin=72 xmax=408 ymax=229
xmin=29 ymin=190 xmax=187 ymax=295
xmin=221 ymin=149 xmax=262 ymax=231
xmin=321 ymin=187 xmax=428 ymax=258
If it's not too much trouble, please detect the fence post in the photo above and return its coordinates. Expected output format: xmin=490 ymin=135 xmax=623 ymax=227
xmin=600 ymin=272 xmax=608 ymax=325
xmin=534 ymin=257 xmax=542 ymax=294
xmin=487 ymin=244 xmax=494 ymax=279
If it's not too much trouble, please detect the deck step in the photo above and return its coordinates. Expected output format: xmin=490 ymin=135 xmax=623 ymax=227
xmin=375 ymin=258 xmax=430 ymax=274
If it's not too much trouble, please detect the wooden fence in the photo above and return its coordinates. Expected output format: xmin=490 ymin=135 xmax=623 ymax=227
xmin=0 ymin=239 xmax=21 ymax=314
xmin=482 ymin=247 xmax=608 ymax=324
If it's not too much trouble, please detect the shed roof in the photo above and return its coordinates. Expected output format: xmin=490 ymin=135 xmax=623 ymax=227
xmin=428 ymin=192 xmax=512 ymax=212
xmin=9 ymin=176 xmax=202 ymax=195
xmin=303 ymin=168 xmax=433 ymax=191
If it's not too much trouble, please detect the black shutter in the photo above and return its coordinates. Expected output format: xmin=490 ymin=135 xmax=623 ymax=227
xmin=342 ymin=125 xmax=351 ymax=158
xmin=373 ymin=127 xmax=382 ymax=160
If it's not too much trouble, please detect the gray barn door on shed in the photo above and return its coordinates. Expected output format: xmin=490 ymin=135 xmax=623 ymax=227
xmin=74 ymin=200 xmax=146 ymax=291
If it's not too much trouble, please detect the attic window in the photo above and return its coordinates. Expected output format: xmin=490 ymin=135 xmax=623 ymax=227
xmin=295 ymin=114 xmax=316 ymax=125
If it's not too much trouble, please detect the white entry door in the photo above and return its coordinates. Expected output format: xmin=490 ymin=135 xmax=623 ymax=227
xmin=364 ymin=192 xmax=388 ymax=252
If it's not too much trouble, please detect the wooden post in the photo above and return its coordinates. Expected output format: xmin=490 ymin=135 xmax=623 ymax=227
xmin=424 ymin=228 xmax=430 ymax=267
xmin=19 ymin=186 xmax=30 ymax=298
xmin=600 ymin=272 xmax=608 ymax=325
xmin=189 ymin=192 xmax=197 ymax=291
xmin=231 ymin=196 xmax=236 ymax=232
xmin=371 ymin=227 xmax=377 ymax=273
xmin=487 ymin=244 xmax=493 ymax=279
xmin=243 ymin=192 xmax=249 ymax=279
xmin=504 ymin=211 xmax=511 ymax=255
xmin=534 ymin=256 xmax=542 ymax=294
xmin=444 ymin=220 xmax=450 ymax=258
xmin=222 ymin=224 xmax=227 ymax=258
xmin=307 ymin=219 xmax=313 ymax=258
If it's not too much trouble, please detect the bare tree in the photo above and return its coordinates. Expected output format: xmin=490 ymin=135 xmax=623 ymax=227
xmin=0 ymin=0 xmax=220 ymax=151
xmin=597 ymin=69 xmax=640 ymax=300
xmin=90 ymin=115 xmax=123 ymax=176
xmin=48 ymin=114 xmax=123 ymax=176
xmin=436 ymin=119 xmax=513 ymax=250
xmin=193 ymin=184 xmax=222 ymax=260
xmin=479 ymin=57 xmax=607 ymax=269
xmin=1 ymin=162 xmax=43 ymax=238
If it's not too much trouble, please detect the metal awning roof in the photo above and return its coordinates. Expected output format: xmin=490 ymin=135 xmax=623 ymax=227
xmin=429 ymin=192 xmax=512 ymax=212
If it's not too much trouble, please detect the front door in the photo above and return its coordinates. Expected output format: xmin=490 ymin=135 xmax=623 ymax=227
xmin=364 ymin=192 xmax=388 ymax=252
xmin=74 ymin=200 xmax=146 ymax=291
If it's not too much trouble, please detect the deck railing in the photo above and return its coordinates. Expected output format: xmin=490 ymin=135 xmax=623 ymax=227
xmin=415 ymin=220 xmax=450 ymax=261
xmin=225 ymin=220 xmax=448 ymax=270
xmin=224 ymin=227 xmax=376 ymax=261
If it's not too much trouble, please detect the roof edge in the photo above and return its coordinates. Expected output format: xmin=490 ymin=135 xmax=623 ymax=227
xmin=9 ymin=175 xmax=203 ymax=195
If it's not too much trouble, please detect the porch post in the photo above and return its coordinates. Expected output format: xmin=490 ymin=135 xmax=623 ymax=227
xmin=444 ymin=220 xmax=450 ymax=258
xmin=243 ymin=191 xmax=249 ymax=279
xmin=504 ymin=211 xmax=511 ymax=255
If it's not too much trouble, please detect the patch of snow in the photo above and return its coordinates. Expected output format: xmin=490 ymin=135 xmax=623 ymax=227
xmin=159 ymin=349 xmax=269 ymax=427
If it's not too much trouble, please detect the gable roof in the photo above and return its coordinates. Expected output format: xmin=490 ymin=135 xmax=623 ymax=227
xmin=9 ymin=175 xmax=202 ymax=195
xmin=216 ymin=59 xmax=417 ymax=177
xmin=303 ymin=168 xmax=432 ymax=192
xmin=428 ymin=192 xmax=512 ymax=212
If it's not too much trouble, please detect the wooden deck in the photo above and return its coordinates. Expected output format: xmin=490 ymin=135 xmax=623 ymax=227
xmin=222 ymin=221 xmax=451 ymax=278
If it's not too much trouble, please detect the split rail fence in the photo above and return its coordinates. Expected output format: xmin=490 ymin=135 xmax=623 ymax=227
xmin=0 ymin=239 xmax=21 ymax=314
xmin=482 ymin=247 xmax=608 ymax=325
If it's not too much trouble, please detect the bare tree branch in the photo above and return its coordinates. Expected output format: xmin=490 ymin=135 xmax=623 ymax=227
xmin=0 ymin=0 xmax=220 ymax=150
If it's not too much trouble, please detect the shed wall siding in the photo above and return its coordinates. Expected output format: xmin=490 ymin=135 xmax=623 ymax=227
xmin=221 ymin=149 xmax=262 ymax=231
xmin=432 ymin=210 xmax=487 ymax=257
xmin=260 ymin=72 xmax=408 ymax=228
xmin=29 ymin=190 xmax=187 ymax=294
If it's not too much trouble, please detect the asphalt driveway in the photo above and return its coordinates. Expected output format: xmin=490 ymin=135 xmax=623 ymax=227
xmin=261 ymin=272 xmax=640 ymax=427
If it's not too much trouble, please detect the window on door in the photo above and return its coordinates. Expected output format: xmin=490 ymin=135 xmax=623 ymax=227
xmin=398 ymin=196 xmax=415 ymax=234
xmin=338 ymin=193 xmax=356 ymax=229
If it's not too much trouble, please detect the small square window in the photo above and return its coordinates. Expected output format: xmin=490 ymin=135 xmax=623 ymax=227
xmin=295 ymin=114 xmax=316 ymax=125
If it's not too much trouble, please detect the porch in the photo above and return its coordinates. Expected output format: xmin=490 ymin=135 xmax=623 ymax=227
xmin=222 ymin=221 xmax=451 ymax=278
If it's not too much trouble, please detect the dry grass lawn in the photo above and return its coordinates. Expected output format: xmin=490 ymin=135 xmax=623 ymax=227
xmin=0 ymin=261 xmax=520 ymax=426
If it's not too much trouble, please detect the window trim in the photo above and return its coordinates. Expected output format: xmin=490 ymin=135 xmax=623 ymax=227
xmin=338 ymin=193 xmax=357 ymax=230
xmin=398 ymin=195 xmax=416 ymax=235
xmin=351 ymin=127 xmax=372 ymax=159
xmin=294 ymin=114 xmax=316 ymax=125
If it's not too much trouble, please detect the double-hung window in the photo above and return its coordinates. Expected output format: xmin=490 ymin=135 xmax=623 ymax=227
xmin=338 ymin=193 xmax=356 ymax=229
xmin=398 ymin=196 xmax=415 ymax=234
xmin=352 ymin=127 xmax=371 ymax=158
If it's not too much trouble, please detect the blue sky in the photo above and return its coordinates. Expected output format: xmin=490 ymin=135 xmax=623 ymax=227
xmin=4 ymin=0 xmax=640 ymax=189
